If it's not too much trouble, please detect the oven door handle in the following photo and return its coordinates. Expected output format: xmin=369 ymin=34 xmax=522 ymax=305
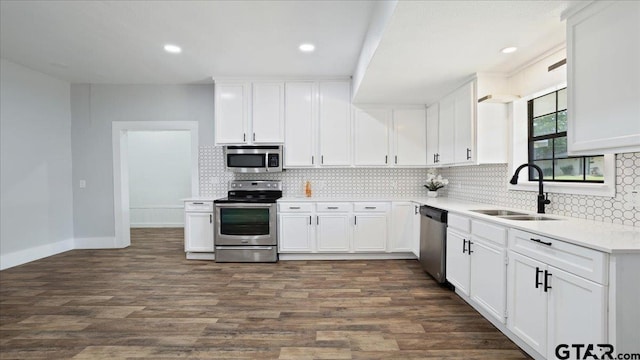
xmin=216 ymin=246 xmax=273 ymax=250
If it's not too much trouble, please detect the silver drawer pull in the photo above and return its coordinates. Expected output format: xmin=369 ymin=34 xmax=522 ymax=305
xmin=289 ymin=206 xmax=301 ymax=209
xmin=193 ymin=202 xmax=204 ymax=205
xmin=327 ymin=206 xmax=339 ymax=209
xmin=365 ymin=206 xmax=377 ymax=209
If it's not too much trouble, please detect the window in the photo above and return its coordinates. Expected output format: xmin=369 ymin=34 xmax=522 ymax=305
xmin=528 ymin=88 xmax=604 ymax=183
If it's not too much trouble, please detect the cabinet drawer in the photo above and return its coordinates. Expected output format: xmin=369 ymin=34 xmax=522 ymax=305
xmin=509 ymin=229 xmax=608 ymax=285
xmin=471 ymin=220 xmax=507 ymax=247
xmin=316 ymin=202 xmax=351 ymax=212
xmin=448 ymin=213 xmax=471 ymax=233
xmin=185 ymin=201 xmax=214 ymax=212
xmin=353 ymin=202 xmax=390 ymax=212
xmin=279 ymin=202 xmax=313 ymax=213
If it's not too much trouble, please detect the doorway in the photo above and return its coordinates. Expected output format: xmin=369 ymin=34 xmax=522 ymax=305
xmin=112 ymin=121 xmax=199 ymax=248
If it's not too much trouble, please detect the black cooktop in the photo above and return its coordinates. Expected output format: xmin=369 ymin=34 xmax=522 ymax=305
xmin=214 ymin=190 xmax=283 ymax=204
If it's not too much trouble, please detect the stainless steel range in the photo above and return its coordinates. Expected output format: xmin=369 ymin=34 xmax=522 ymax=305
xmin=213 ymin=180 xmax=282 ymax=262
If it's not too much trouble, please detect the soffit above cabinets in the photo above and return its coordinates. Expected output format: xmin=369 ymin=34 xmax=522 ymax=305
xmin=0 ymin=1 xmax=374 ymax=84
xmin=352 ymin=0 xmax=582 ymax=105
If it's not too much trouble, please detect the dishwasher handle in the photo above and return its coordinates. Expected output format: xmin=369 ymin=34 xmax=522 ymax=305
xmin=419 ymin=205 xmax=447 ymax=223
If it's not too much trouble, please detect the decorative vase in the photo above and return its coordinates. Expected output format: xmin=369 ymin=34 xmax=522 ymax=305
xmin=427 ymin=190 xmax=438 ymax=198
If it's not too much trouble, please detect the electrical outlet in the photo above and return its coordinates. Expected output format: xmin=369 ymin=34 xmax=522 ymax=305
xmin=79 ymin=180 xmax=86 ymax=188
xmin=631 ymin=187 xmax=639 ymax=209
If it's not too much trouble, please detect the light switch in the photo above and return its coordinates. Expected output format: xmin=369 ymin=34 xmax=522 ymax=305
xmin=79 ymin=180 xmax=86 ymax=188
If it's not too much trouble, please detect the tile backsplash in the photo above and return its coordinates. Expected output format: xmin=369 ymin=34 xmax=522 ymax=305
xmin=200 ymin=146 xmax=639 ymax=227
xmin=198 ymin=146 xmax=430 ymax=199
xmin=438 ymin=152 xmax=640 ymax=227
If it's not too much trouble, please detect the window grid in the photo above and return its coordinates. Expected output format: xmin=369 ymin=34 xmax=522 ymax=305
xmin=527 ymin=88 xmax=604 ymax=183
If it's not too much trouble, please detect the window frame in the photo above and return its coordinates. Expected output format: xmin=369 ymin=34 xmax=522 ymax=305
xmin=508 ymin=83 xmax=615 ymax=198
xmin=526 ymin=88 xmax=604 ymax=183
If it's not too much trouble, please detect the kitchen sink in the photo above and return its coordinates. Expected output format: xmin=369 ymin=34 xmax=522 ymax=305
xmin=498 ymin=215 xmax=560 ymax=221
xmin=470 ymin=209 xmax=527 ymax=216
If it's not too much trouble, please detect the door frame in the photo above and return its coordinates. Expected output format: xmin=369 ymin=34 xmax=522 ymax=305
xmin=112 ymin=121 xmax=199 ymax=248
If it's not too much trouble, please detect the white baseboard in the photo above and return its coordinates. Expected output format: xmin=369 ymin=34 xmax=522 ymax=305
xmin=74 ymin=236 xmax=118 ymax=249
xmin=186 ymin=252 xmax=215 ymax=260
xmin=0 ymin=238 xmax=74 ymax=270
xmin=130 ymin=223 xmax=183 ymax=228
xmin=279 ymin=252 xmax=417 ymax=261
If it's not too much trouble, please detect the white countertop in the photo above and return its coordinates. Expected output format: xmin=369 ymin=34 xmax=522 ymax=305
xmin=278 ymin=196 xmax=640 ymax=254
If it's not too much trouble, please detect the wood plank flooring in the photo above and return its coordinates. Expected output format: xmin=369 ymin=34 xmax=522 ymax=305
xmin=1 ymin=228 xmax=531 ymax=359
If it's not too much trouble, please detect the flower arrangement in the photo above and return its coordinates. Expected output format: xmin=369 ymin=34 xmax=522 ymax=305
xmin=424 ymin=173 xmax=449 ymax=191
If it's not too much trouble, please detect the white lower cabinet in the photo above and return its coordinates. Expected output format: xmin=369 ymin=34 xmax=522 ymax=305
xmin=278 ymin=201 xmax=412 ymax=255
xmin=184 ymin=201 xmax=214 ymax=253
xmin=507 ymin=229 xmax=607 ymax=359
xmin=278 ymin=213 xmax=314 ymax=252
xmin=390 ymin=202 xmax=420 ymax=255
xmin=316 ymin=213 xmax=351 ymax=252
xmin=446 ymin=214 xmax=507 ymax=323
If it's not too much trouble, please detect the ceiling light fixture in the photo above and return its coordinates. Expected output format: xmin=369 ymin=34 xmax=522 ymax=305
xmin=164 ymin=44 xmax=182 ymax=54
xmin=299 ymin=43 xmax=315 ymax=53
xmin=501 ymin=46 xmax=518 ymax=54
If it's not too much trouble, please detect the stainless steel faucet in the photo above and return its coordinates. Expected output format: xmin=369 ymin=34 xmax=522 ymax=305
xmin=510 ymin=163 xmax=551 ymax=214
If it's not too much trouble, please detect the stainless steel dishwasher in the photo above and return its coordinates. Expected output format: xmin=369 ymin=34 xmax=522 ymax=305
xmin=419 ymin=205 xmax=448 ymax=283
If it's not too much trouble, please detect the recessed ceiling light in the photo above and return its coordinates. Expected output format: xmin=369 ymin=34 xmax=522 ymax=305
xmin=299 ymin=43 xmax=315 ymax=53
xmin=501 ymin=46 xmax=518 ymax=54
xmin=164 ymin=44 xmax=182 ymax=54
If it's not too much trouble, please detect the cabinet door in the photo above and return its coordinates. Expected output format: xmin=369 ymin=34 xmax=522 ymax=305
xmin=507 ymin=251 xmax=548 ymax=356
xmin=184 ymin=212 xmax=214 ymax=252
xmin=567 ymin=1 xmax=640 ymax=154
xmin=316 ymin=214 xmax=351 ymax=252
xmin=454 ymin=81 xmax=475 ymax=164
xmin=547 ymin=266 xmax=607 ymax=359
xmin=426 ymin=104 xmax=439 ymax=166
xmin=252 ymin=82 xmax=284 ymax=143
xmin=284 ymin=82 xmax=316 ymax=167
xmin=390 ymin=203 xmax=415 ymax=253
xmin=318 ymin=81 xmax=351 ymax=166
xmin=215 ymin=82 xmax=249 ymax=145
xmin=445 ymin=229 xmax=470 ymax=295
xmin=438 ymin=96 xmax=455 ymax=165
xmin=353 ymin=214 xmax=387 ymax=252
xmin=393 ymin=109 xmax=427 ymax=166
xmin=353 ymin=108 xmax=390 ymax=166
xmin=278 ymin=213 xmax=314 ymax=252
xmin=469 ymin=239 xmax=507 ymax=323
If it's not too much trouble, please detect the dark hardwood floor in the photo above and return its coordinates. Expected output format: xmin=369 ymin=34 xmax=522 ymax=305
xmin=0 ymin=228 xmax=530 ymax=359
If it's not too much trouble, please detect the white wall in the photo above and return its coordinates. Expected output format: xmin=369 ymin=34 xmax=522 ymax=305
xmin=128 ymin=131 xmax=191 ymax=227
xmin=70 ymin=84 xmax=214 ymax=241
xmin=0 ymin=59 xmax=74 ymax=269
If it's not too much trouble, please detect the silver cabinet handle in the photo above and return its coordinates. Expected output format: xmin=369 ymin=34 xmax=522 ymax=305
xmin=385 ymin=155 xmax=388 ymax=164
xmin=354 ymin=216 xmax=357 ymax=225
xmin=253 ymin=133 xmax=256 ymax=141
xmin=327 ymin=206 xmax=338 ymax=209
xmin=289 ymin=206 xmax=301 ymax=209
xmin=395 ymin=155 xmax=398 ymax=164
xmin=209 ymin=214 xmax=212 ymax=223
xmin=309 ymin=215 xmax=311 ymax=225
xmin=193 ymin=202 xmax=204 ymax=205
xmin=311 ymin=156 xmax=314 ymax=165
xmin=365 ymin=206 xmax=376 ymax=209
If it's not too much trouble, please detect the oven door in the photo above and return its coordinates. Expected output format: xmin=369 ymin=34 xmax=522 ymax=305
xmin=214 ymin=203 xmax=277 ymax=246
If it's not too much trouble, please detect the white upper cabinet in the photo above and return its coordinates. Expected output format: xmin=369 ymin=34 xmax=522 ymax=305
xmin=284 ymin=82 xmax=316 ymax=167
xmin=252 ymin=82 xmax=285 ymax=144
xmin=215 ymin=82 xmax=249 ymax=145
xmin=567 ymin=1 xmax=640 ymax=154
xmin=214 ymin=80 xmax=284 ymax=145
xmin=426 ymin=104 xmax=439 ymax=166
xmin=453 ymin=82 xmax=475 ymax=164
xmin=393 ymin=108 xmax=427 ymax=166
xmin=429 ymin=75 xmax=509 ymax=167
xmin=437 ymin=95 xmax=456 ymax=165
xmin=353 ymin=107 xmax=391 ymax=166
xmin=318 ymin=81 xmax=352 ymax=166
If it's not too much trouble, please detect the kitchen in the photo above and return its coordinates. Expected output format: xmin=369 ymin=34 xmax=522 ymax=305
xmin=1 ymin=1 xmax=639 ymax=359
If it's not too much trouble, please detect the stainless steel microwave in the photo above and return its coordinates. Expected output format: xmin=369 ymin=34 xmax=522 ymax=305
xmin=224 ymin=145 xmax=283 ymax=173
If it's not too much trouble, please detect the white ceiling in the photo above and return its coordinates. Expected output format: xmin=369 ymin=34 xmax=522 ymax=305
xmin=0 ymin=0 xmax=374 ymax=83
xmin=354 ymin=0 xmax=580 ymax=105
xmin=1 ymin=0 xmax=579 ymax=104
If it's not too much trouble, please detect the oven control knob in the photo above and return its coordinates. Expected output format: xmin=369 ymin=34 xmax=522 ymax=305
xmin=238 ymin=184 xmax=242 ymax=187
xmin=231 ymin=184 xmax=236 ymax=188
xmin=266 ymin=184 xmax=271 ymax=188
